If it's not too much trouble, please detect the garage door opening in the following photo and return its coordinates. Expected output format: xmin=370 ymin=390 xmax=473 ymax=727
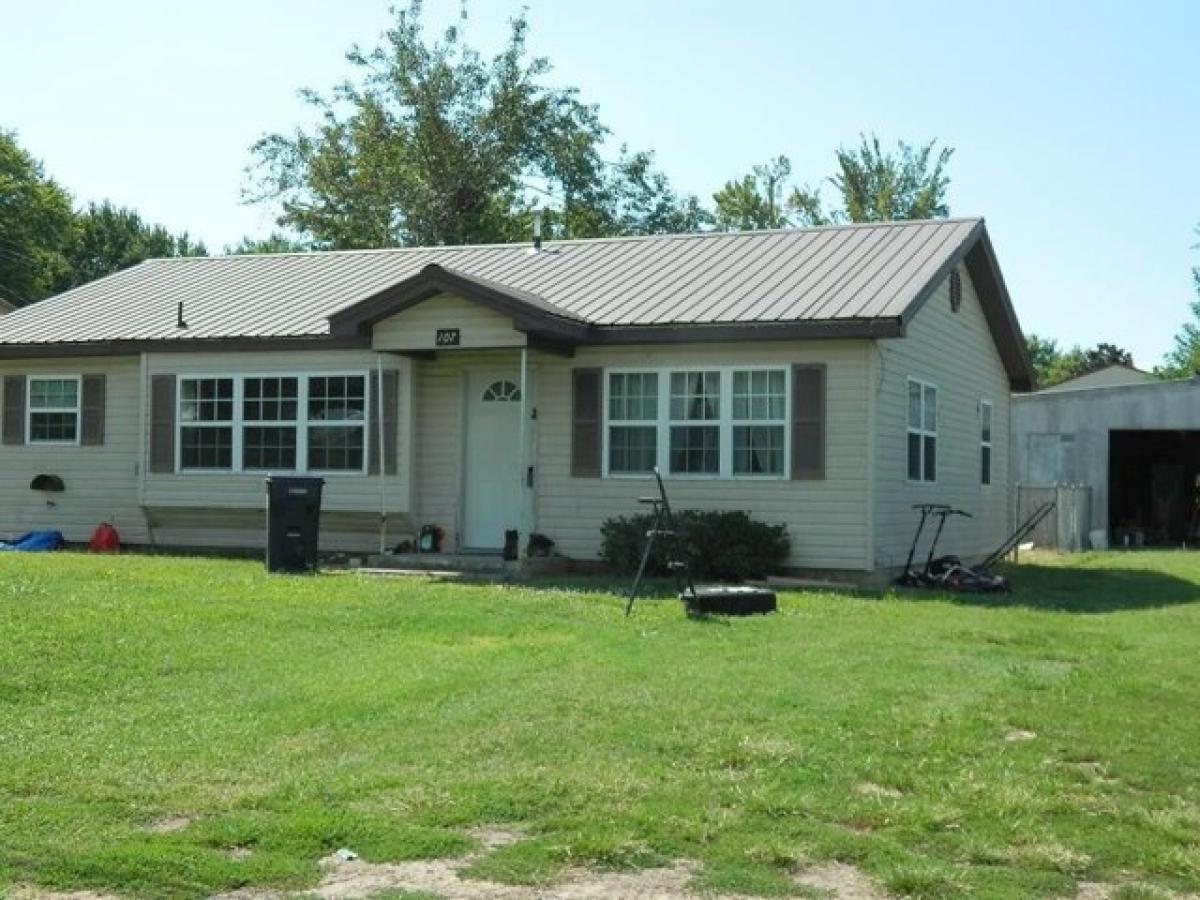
xmin=1109 ymin=430 xmax=1200 ymax=547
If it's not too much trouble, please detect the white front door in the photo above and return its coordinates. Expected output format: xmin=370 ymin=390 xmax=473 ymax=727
xmin=463 ymin=371 xmax=523 ymax=549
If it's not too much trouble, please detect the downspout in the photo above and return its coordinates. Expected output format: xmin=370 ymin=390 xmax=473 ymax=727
xmin=136 ymin=351 xmax=158 ymax=552
xmin=519 ymin=346 xmax=530 ymax=543
xmin=376 ymin=352 xmax=387 ymax=555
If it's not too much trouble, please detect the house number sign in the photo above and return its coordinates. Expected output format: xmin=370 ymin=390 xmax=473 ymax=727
xmin=436 ymin=328 xmax=461 ymax=346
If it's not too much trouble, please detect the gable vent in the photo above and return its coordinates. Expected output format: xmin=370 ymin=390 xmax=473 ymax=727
xmin=949 ymin=270 xmax=963 ymax=312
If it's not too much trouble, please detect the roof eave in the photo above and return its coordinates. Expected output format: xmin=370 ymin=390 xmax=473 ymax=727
xmin=591 ymin=318 xmax=904 ymax=344
xmin=0 ymin=334 xmax=370 ymax=360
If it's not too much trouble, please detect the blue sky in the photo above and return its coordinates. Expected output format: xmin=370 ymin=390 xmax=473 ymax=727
xmin=3 ymin=1 xmax=1198 ymax=366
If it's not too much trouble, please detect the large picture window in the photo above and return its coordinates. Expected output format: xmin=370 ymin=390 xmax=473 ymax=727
xmin=177 ymin=373 xmax=368 ymax=474
xmin=28 ymin=377 xmax=81 ymax=444
xmin=907 ymin=378 xmax=937 ymax=482
xmin=604 ymin=367 xmax=791 ymax=478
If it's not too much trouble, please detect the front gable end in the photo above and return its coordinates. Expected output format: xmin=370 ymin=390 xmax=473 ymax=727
xmin=372 ymin=293 xmax=527 ymax=351
xmin=328 ymin=263 xmax=589 ymax=356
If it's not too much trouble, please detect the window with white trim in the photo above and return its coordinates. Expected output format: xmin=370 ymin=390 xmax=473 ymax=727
xmin=907 ymin=378 xmax=937 ymax=482
xmin=732 ymin=369 xmax=786 ymax=475
xmin=307 ymin=375 xmax=367 ymax=472
xmin=177 ymin=373 xmax=368 ymax=473
xmin=243 ymin=377 xmax=298 ymax=470
xmin=607 ymin=372 xmax=658 ymax=474
xmin=669 ymin=371 xmax=720 ymax=474
xmin=980 ymin=400 xmax=993 ymax=486
xmin=28 ymin=377 xmax=81 ymax=444
xmin=180 ymin=377 xmax=234 ymax=469
xmin=604 ymin=367 xmax=790 ymax=478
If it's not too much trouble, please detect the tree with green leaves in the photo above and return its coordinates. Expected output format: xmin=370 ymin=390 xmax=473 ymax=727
xmin=1025 ymin=334 xmax=1064 ymax=387
xmin=0 ymin=130 xmax=75 ymax=307
xmin=790 ymin=135 xmax=954 ymax=226
xmin=227 ymin=233 xmax=312 ymax=255
xmin=1079 ymin=342 xmax=1134 ymax=373
xmin=247 ymin=2 xmax=700 ymax=248
xmin=1 ymin=132 xmax=206 ymax=304
xmin=712 ymin=136 xmax=954 ymax=233
xmin=1025 ymin=334 xmax=1136 ymax=387
xmin=1157 ymin=227 xmax=1200 ymax=378
xmin=712 ymin=156 xmax=792 ymax=231
xmin=56 ymin=201 xmax=206 ymax=291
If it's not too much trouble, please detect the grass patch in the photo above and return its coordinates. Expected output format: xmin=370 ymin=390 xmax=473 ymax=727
xmin=1 ymin=550 xmax=1198 ymax=897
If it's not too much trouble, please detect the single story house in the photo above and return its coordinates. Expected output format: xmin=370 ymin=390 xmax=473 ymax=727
xmin=0 ymin=218 xmax=1032 ymax=576
xmin=1013 ymin=374 xmax=1200 ymax=548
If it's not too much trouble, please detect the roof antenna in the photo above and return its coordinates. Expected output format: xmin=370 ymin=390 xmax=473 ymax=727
xmin=532 ymin=209 xmax=543 ymax=252
xmin=177 ymin=301 xmax=188 ymax=329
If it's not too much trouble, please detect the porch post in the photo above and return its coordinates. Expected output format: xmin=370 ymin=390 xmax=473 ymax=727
xmin=376 ymin=352 xmax=387 ymax=555
xmin=519 ymin=346 xmax=531 ymax=543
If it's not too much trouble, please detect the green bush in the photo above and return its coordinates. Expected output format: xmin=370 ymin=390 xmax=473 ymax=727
xmin=600 ymin=509 xmax=790 ymax=581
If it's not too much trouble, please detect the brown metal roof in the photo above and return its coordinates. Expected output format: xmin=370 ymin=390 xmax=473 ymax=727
xmin=0 ymin=217 xmax=1033 ymax=389
xmin=0 ymin=218 xmax=981 ymax=342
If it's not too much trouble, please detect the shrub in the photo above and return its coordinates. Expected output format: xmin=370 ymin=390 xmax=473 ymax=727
xmin=600 ymin=509 xmax=790 ymax=581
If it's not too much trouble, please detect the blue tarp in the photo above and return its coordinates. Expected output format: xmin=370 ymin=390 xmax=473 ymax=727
xmin=0 ymin=531 xmax=64 ymax=551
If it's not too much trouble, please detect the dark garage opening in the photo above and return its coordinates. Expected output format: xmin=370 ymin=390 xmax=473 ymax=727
xmin=1109 ymin=430 xmax=1200 ymax=547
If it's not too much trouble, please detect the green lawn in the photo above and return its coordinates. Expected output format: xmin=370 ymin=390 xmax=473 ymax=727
xmin=1 ymin=551 xmax=1198 ymax=899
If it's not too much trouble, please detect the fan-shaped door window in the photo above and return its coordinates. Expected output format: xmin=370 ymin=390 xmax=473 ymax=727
xmin=482 ymin=379 xmax=521 ymax=402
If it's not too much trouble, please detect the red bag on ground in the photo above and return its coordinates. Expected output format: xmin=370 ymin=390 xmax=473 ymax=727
xmin=89 ymin=522 xmax=120 ymax=553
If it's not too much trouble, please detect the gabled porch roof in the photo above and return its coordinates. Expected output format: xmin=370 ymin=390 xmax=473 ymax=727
xmin=328 ymin=263 xmax=591 ymax=348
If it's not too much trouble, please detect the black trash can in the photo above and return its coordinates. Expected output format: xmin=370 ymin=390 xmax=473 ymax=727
xmin=264 ymin=476 xmax=325 ymax=573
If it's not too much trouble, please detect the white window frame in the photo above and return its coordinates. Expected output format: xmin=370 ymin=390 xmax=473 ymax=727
xmin=174 ymin=371 xmax=371 ymax=475
xmin=667 ymin=369 xmax=723 ymax=477
xmin=730 ymin=368 xmax=789 ymax=477
xmin=177 ymin=375 xmax=236 ymax=473
xmin=27 ymin=375 xmax=82 ymax=446
xmin=242 ymin=375 xmax=301 ymax=473
xmin=906 ymin=377 xmax=938 ymax=484
xmin=305 ymin=373 xmax=371 ymax=475
xmin=601 ymin=365 xmax=791 ymax=480
xmin=605 ymin=371 xmax=660 ymax=476
xmin=980 ymin=399 xmax=994 ymax=487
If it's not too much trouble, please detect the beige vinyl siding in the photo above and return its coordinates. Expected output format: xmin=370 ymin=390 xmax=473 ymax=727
xmin=872 ymin=264 xmax=1012 ymax=569
xmin=532 ymin=341 xmax=874 ymax=571
xmin=142 ymin=349 xmax=416 ymax=552
xmin=141 ymin=507 xmax=390 ymax=553
xmin=0 ymin=355 xmax=147 ymax=544
xmin=372 ymin=293 xmax=527 ymax=351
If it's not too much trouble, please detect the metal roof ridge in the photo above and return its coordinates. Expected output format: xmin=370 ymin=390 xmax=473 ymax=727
xmin=138 ymin=217 xmax=986 ymax=263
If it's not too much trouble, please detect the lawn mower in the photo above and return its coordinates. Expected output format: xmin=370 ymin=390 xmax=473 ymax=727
xmin=896 ymin=504 xmax=1008 ymax=592
xmin=896 ymin=499 xmax=1059 ymax=594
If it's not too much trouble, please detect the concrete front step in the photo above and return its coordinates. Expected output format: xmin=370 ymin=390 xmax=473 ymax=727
xmin=360 ymin=552 xmax=578 ymax=579
xmin=365 ymin=552 xmax=521 ymax=575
